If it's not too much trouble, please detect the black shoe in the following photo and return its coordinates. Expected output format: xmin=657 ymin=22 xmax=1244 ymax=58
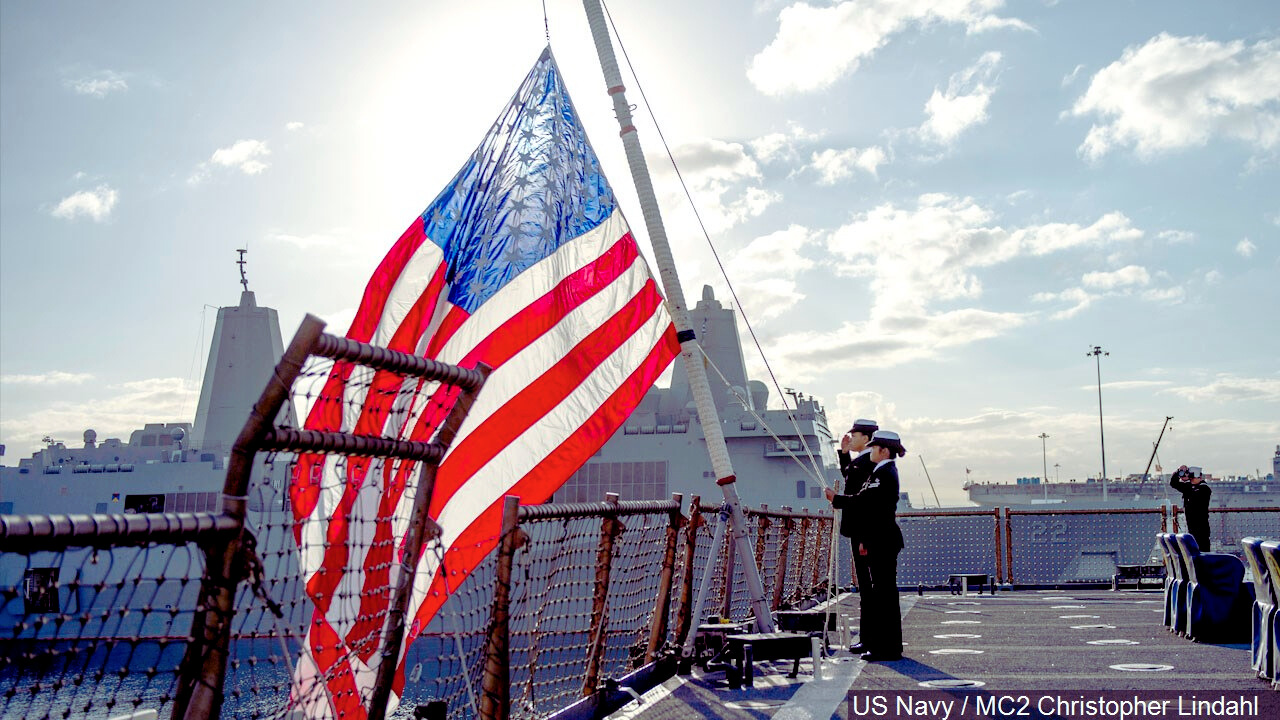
xmin=848 ymin=642 xmax=867 ymax=653
xmin=860 ymin=651 xmax=903 ymax=662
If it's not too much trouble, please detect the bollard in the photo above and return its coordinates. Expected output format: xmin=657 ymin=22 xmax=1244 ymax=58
xmin=811 ymin=636 xmax=822 ymax=677
xmin=742 ymin=643 xmax=754 ymax=689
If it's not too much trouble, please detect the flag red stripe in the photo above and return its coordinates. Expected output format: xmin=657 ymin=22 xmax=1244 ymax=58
xmin=345 ymin=218 xmax=431 ymax=344
xmin=404 ymin=323 xmax=679 ymax=638
xmin=308 ymin=262 xmax=449 ymax=618
xmin=462 ymin=234 xmax=639 ymax=368
xmin=430 ymin=280 xmax=667 ymax=513
xmin=383 ymin=233 xmax=642 ymax=479
xmin=344 ymin=239 xmax=645 ymax=645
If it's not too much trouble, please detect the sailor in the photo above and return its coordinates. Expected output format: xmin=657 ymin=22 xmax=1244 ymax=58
xmin=856 ymin=429 xmax=906 ymax=661
xmin=1169 ymin=465 xmax=1212 ymax=551
xmin=825 ymin=418 xmax=878 ymax=652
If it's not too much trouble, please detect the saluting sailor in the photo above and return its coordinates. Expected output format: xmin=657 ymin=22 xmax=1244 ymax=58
xmin=825 ymin=418 xmax=878 ymax=653
xmin=856 ymin=429 xmax=907 ymax=661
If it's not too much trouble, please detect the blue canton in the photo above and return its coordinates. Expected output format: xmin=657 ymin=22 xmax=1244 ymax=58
xmin=419 ymin=47 xmax=617 ymax=314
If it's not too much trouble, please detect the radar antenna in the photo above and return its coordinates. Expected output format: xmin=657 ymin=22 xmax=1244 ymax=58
xmin=236 ymin=248 xmax=249 ymax=292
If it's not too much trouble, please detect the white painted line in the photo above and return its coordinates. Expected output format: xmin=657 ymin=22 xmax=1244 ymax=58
xmin=603 ymin=673 xmax=687 ymax=719
xmin=770 ymin=597 xmax=917 ymax=720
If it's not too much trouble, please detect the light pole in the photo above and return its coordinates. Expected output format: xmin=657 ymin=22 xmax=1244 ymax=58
xmin=1088 ymin=345 xmax=1109 ymax=501
xmin=1038 ymin=433 xmax=1050 ymax=501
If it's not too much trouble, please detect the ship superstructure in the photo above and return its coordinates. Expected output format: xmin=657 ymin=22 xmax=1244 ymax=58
xmin=0 ymin=289 xmax=292 ymax=517
xmin=556 ymin=285 xmax=838 ymax=512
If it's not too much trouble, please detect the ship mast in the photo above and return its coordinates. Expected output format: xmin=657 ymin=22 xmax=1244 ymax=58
xmin=580 ymin=0 xmax=775 ymax=633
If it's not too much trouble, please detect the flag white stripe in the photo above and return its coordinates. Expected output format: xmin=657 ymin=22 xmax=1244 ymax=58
xmin=408 ymin=303 xmax=672 ymax=611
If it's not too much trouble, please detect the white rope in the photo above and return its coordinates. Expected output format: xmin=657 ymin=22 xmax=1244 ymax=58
xmin=697 ymin=345 xmax=831 ymax=489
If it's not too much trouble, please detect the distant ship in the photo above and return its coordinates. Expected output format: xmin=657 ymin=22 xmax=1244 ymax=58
xmin=0 ymin=287 xmax=292 ymax=519
xmin=0 ymin=277 xmax=840 ymax=627
xmin=964 ymin=448 xmax=1280 ymax=509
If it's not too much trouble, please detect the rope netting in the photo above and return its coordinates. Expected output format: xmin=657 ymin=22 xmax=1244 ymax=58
xmin=0 ymin=543 xmax=202 ymax=718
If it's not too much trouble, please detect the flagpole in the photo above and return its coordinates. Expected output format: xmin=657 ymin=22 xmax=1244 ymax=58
xmin=580 ymin=0 xmax=775 ymax=634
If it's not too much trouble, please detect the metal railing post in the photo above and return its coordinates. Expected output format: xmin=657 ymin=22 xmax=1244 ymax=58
xmin=755 ymin=506 xmax=770 ymax=601
xmin=793 ymin=515 xmax=810 ymax=602
xmin=644 ymin=493 xmax=684 ymax=664
xmin=368 ymin=363 xmax=491 ymax=720
xmin=582 ymin=493 xmax=624 ymax=696
xmin=719 ymin=514 xmax=737 ymax=620
xmin=994 ymin=508 xmax=1004 ymax=585
xmin=174 ymin=314 xmax=326 ymax=720
xmin=479 ymin=495 xmax=524 ymax=720
xmin=1003 ymin=507 xmax=1014 ymax=586
xmin=673 ymin=496 xmax=702 ymax=648
xmin=773 ymin=510 xmax=793 ymax=610
xmin=808 ymin=516 xmax=824 ymax=591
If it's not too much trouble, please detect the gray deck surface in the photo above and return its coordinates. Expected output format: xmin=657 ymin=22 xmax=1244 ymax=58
xmin=607 ymin=589 xmax=1277 ymax=719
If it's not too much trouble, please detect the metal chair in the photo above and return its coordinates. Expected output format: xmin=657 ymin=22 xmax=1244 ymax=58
xmin=1259 ymin=541 xmax=1280 ymax=689
xmin=1241 ymin=538 xmax=1276 ymax=680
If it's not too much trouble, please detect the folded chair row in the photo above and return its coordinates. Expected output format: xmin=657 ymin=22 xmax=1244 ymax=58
xmin=1241 ymin=537 xmax=1280 ymax=690
xmin=1156 ymin=533 xmax=1253 ymax=642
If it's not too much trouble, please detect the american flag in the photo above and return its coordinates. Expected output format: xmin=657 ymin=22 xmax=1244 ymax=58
xmin=288 ymin=48 xmax=679 ymax=718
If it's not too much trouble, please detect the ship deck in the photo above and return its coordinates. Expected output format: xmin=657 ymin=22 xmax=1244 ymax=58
xmin=608 ymin=589 xmax=1277 ymax=719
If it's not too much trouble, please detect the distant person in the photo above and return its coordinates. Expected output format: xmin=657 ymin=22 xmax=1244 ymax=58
xmin=1170 ymin=465 xmax=1212 ymax=551
xmin=825 ymin=418 xmax=878 ymax=652
xmin=857 ymin=430 xmax=907 ymax=661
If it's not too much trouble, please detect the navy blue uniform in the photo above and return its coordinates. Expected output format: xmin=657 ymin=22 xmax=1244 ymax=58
xmin=855 ymin=459 xmax=904 ymax=657
xmin=832 ymin=449 xmax=875 ymax=621
xmin=1170 ymin=471 xmax=1212 ymax=551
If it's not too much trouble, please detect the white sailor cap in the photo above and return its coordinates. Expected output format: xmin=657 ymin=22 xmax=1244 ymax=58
xmin=850 ymin=419 xmax=879 ymax=435
xmin=867 ymin=430 xmax=906 ymax=456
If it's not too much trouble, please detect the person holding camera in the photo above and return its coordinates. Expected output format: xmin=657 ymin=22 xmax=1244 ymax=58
xmin=1169 ymin=465 xmax=1212 ymax=551
xmin=825 ymin=418 xmax=878 ymax=652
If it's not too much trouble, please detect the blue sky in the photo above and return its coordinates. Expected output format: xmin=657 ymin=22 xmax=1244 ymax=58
xmin=1 ymin=0 xmax=1277 ymax=506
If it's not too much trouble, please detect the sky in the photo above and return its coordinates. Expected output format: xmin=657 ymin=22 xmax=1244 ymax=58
xmin=1 ymin=0 xmax=1277 ymax=507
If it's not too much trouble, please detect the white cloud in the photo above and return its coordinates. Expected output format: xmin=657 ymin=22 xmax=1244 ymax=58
xmin=1162 ymin=374 xmax=1280 ymax=403
xmin=768 ymin=308 xmax=1028 ymax=380
xmin=0 ymin=377 xmax=198 ymax=458
xmin=1158 ymin=229 xmax=1195 ymax=244
xmin=809 ymin=145 xmax=889 ymax=183
xmin=211 ymin=140 xmax=271 ymax=174
xmin=653 ymin=138 xmax=779 ymax=234
xmin=286 ymin=121 xmax=305 ymax=131
xmin=918 ymin=52 xmax=1003 ymax=145
xmin=826 ymin=193 xmax=1143 ymax=317
xmin=1096 ymin=380 xmax=1174 ymax=391
xmin=1081 ymin=264 xmax=1149 ymax=290
xmin=1 ymin=371 xmax=93 ymax=386
xmin=51 ymin=185 xmax=118 ymax=222
xmin=65 ymin=70 xmax=128 ymax=97
xmin=1062 ymin=64 xmax=1086 ymax=87
xmin=1141 ymin=286 xmax=1185 ymax=303
xmin=1071 ymin=33 xmax=1280 ymax=160
xmin=750 ymin=123 xmax=822 ymax=163
xmin=1203 ymin=269 xmax=1224 ymax=285
xmin=1236 ymin=238 xmax=1257 ymax=257
xmin=749 ymin=1 xmax=1028 ymax=95
xmin=725 ymin=225 xmax=818 ymax=320
xmin=266 ymin=228 xmax=352 ymax=250
xmin=1032 ymin=286 xmax=1094 ymax=320
xmin=190 ymin=139 xmax=271 ymax=184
